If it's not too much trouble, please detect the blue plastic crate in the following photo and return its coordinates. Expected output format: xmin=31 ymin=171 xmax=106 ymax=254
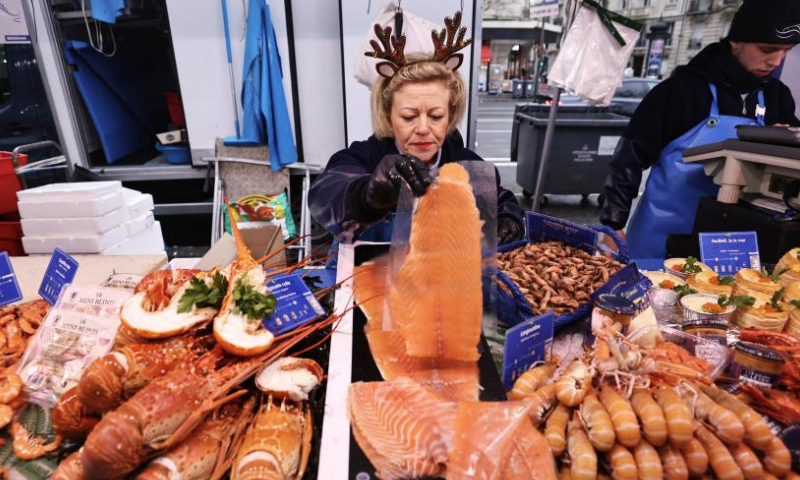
xmin=495 ymin=225 xmax=629 ymax=329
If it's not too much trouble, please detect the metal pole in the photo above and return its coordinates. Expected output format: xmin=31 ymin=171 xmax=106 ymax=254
xmin=531 ymin=0 xmax=576 ymax=212
xmin=221 ymin=0 xmax=241 ymax=138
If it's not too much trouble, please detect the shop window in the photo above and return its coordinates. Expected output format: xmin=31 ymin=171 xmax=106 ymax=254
xmin=0 ymin=47 xmax=10 ymax=109
xmin=665 ymin=21 xmax=675 ymax=46
xmin=689 ymin=21 xmax=706 ymax=49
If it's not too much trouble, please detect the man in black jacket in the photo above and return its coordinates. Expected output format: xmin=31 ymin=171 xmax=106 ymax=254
xmin=600 ymin=0 xmax=800 ymax=259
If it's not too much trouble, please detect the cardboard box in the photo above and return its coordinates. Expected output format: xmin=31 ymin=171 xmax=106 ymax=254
xmin=195 ymin=225 xmax=285 ymax=271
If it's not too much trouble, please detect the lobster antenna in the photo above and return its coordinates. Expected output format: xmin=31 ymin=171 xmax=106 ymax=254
xmin=224 ymin=197 xmax=257 ymax=267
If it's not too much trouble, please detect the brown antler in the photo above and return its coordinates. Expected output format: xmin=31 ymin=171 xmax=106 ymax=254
xmin=431 ymin=11 xmax=473 ymax=64
xmin=365 ymin=24 xmax=407 ymax=78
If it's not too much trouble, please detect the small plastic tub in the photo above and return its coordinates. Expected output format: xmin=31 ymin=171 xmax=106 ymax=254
xmin=680 ymin=293 xmax=736 ymax=325
xmin=155 ymin=142 xmax=191 ymax=165
xmin=643 ymin=271 xmax=684 ymax=324
xmin=731 ymin=341 xmax=786 ymax=388
xmin=682 ymin=317 xmax=728 ymax=347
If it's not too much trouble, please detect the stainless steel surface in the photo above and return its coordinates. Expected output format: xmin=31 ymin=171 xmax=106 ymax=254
xmin=89 ymin=164 xmax=210 ymax=181
xmin=154 ymin=202 xmax=214 ymax=215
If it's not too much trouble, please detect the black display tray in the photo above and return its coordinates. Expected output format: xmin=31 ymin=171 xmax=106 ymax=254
xmin=346 ymin=244 xmax=507 ymax=479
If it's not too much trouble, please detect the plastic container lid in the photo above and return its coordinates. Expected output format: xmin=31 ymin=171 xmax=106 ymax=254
xmin=594 ymin=293 xmax=637 ymax=315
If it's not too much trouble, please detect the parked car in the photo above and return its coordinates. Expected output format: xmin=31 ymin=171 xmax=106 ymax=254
xmin=559 ymin=78 xmax=661 ymax=116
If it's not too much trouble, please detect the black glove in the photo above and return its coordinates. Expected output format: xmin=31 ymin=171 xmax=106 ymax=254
xmin=498 ymin=216 xmax=524 ymax=246
xmin=364 ymin=154 xmax=432 ymax=210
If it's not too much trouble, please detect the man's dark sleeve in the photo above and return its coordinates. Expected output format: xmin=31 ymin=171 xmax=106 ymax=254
xmin=600 ymin=80 xmax=693 ymax=230
xmin=308 ymin=140 xmax=385 ymax=240
xmin=776 ymin=83 xmax=800 ymax=126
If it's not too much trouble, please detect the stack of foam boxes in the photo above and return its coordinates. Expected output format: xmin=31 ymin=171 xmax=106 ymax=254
xmin=18 ymin=181 xmax=165 ymax=255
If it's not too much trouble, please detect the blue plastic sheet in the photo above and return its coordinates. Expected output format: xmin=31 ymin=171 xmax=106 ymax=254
xmin=90 ymin=0 xmax=124 ymax=24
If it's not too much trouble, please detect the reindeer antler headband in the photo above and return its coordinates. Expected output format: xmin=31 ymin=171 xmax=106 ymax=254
xmin=365 ymin=10 xmax=474 ymax=78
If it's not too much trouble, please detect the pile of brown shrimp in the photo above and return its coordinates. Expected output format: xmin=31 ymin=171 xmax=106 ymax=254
xmin=508 ymin=345 xmax=795 ymax=480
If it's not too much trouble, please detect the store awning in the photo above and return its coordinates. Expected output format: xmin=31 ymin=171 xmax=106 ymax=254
xmin=482 ymin=19 xmax=562 ymax=44
xmin=481 ymin=43 xmax=491 ymax=62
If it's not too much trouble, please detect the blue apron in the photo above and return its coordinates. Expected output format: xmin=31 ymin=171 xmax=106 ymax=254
xmin=627 ymin=84 xmax=765 ymax=259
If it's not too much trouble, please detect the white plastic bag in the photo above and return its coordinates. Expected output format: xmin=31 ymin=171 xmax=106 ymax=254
xmin=354 ymin=1 xmax=441 ymax=88
xmin=549 ymin=1 xmax=643 ymax=106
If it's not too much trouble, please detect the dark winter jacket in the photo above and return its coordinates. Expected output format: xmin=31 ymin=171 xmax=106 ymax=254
xmin=309 ymin=130 xmax=524 ymax=240
xmin=600 ymin=41 xmax=800 ymax=230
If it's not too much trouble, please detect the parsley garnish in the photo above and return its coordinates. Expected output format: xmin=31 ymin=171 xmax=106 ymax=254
xmin=178 ymin=272 xmax=229 ymax=313
xmin=681 ymin=256 xmax=703 ymax=274
xmin=718 ymin=276 xmax=736 ymax=286
xmin=233 ymin=281 xmax=277 ymax=321
xmin=718 ymin=294 xmax=756 ymax=308
xmin=770 ymin=288 xmax=785 ymax=312
xmin=790 ymin=299 xmax=800 ymax=308
xmin=673 ymin=284 xmax=698 ymax=299
xmin=771 ymin=268 xmax=789 ymax=282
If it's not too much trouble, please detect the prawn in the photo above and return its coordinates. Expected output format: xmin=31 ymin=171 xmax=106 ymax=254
xmin=545 ymin=403 xmax=571 ymax=457
xmin=729 ymin=442 xmax=765 ymax=480
xmin=0 ymin=370 xmax=22 ymax=404
xmin=555 ymin=359 xmax=592 ymax=407
xmin=606 ymin=443 xmax=637 ymax=480
xmin=695 ymin=423 xmax=744 ymax=480
xmin=762 ymin=436 xmax=791 ymax=477
xmin=10 ymin=422 xmax=62 ymax=460
xmin=509 ymin=363 xmax=556 ymax=400
xmin=633 ymin=440 xmax=663 ymax=480
xmin=567 ymin=414 xmax=597 ymax=480
xmin=678 ymin=384 xmax=744 ymax=446
xmin=699 ymin=384 xmax=773 ymax=450
xmin=680 ymin=437 xmax=709 ymax=478
xmin=659 ymin=444 xmax=689 ymax=480
xmin=630 ymin=389 xmax=668 ymax=447
xmin=580 ymin=392 xmax=616 ymax=452
xmin=654 ymin=387 xmax=694 ymax=448
xmin=598 ymin=384 xmax=640 ymax=448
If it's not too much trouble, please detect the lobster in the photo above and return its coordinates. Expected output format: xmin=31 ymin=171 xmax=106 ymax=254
xmin=80 ymin=313 xmax=336 ymax=480
xmin=134 ymin=398 xmax=257 ymax=480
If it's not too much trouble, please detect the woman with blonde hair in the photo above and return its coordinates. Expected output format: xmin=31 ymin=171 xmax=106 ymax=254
xmin=309 ymin=11 xmax=524 ymax=245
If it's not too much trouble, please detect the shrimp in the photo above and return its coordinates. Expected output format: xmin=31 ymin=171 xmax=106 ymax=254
xmin=509 ymin=363 xmax=556 ymax=400
xmin=729 ymin=443 xmax=765 ymax=480
xmin=695 ymin=423 xmax=743 ymax=480
xmin=545 ymin=403 xmax=571 ymax=457
xmin=660 ymin=444 xmax=689 ymax=480
xmin=567 ymin=415 xmax=597 ymax=480
xmin=599 ymin=384 xmax=640 ymax=448
xmin=762 ymin=436 xmax=791 ymax=477
xmin=633 ymin=440 xmax=663 ymax=480
xmin=10 ymin=422 xmax=63 ymax=460
xmin=699 ymin=384 xmax=773 ymax=450
xmin=631 ymin=389 xmax=668 ymax=447
xmin=0 ymin=370 xmax=22 ymax=404
xmin=680 ymin=437 xmax=709 ymax=478
xmin=606 ymin=443 xmax=638 ymax=480
xmin=580 ymin=392 xmax=616 ymax=452
xmin=678 ymin=384 xmax=744 ymax=446
xmin=654 ymin=387 xmax=694 ymax=448
xmin=0 ymin=404 xmax=12 ymax=430
xmin=555 ymin=359 xmax=592 ymax=407
xmin=526 ymin=384 xmax=557 ymax=425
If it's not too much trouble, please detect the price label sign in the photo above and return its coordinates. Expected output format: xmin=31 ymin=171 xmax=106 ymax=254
xmin=526 ymin=211 xmax=598 ymax=253
xmin=501 ymin=312 xmax=554 ymax=391
xmin=262 ymin=274 xmax=326 ymax=335
xmin=699 ymin=231 xmax=760 ymax=274
xmin=0 ymin=252 xmax=22 ymax=307
xmin=39 ymin=248 xmax=79 ymax=306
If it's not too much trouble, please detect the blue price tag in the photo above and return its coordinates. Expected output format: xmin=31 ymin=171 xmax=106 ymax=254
xmin=699 ymin=231 xmax=760 ymax=274
xmin=262 ymin=274 xmax=326 ymax=335
xmin=0 ymin=252 xmax=22 ymax=308
xmin=501 ymin=312 xmax=554 ymax=391
xmin=39 ymin=248 xmax=79 ymax=306
xmin=526 ymin=211 xmax=598 ymax=253
xmin=590 ymin=263 xmax=651 ymax=309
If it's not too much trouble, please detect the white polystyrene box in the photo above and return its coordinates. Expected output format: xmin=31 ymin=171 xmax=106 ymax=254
xmin=21 ymin=224 xmax=127 ymax=254
xmin=124 ymin=212 xmax=155 ymax=237
xmin=122 ymin=188 xmax=154 ymax=221
xmin=20 ymin=208 xmax=125 ymax=236
xmin=102 ymin=221 xmax=165 ymax=255
xmin=16 ymin=181 xmax=122 ymax=201
xmin=18 ymin=190 xmax=124 ymax=219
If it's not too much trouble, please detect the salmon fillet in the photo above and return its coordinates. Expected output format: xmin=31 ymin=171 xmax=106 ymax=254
xmin=446 ymin=401 xmax=532 ymax=480
xmin=353 ymin=258 xmax=389 ymax=324
xmin=388 ymin=163 xmax=484 ymax=360
xmin=365 ymin=325 xmax=479 ymax=402
xmin=502 ymin=420 xmax=559 ymax=480
xmin=349 ymin=377 xmax=458 ymax=480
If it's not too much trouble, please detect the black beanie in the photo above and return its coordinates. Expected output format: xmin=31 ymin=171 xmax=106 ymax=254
xmin=727 ymin=0 xmax=800 ymax=44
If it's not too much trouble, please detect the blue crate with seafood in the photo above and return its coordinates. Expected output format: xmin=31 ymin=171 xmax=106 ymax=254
xmin=495 ymin=212 xmax=629 ymax=329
